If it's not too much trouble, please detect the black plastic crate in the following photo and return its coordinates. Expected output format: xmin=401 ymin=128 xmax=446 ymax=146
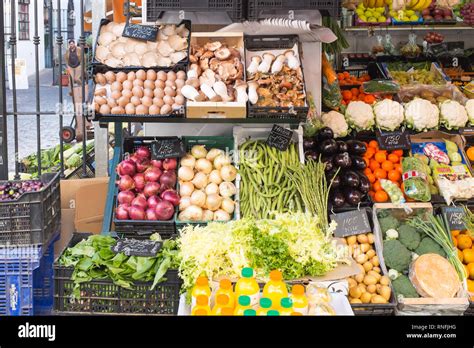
xmin=113 ymin=137 xmax=178 ymax=239
xmin=53 ymin=233 xmax=182 ymax=315
xmin=247 ymin=0 xmax=340 ymax=20
xmin=146 ymin=0 xmax=243 ymax=22
xmin=245 ymin=35 xmax=309 ymax=121
xmin=465 ymin=302 xmax=474 ymax=316
xmin=0 ymin=173 xmax=61 ymax=246
xmin=337 ymin=62 xmax=387 ymax=90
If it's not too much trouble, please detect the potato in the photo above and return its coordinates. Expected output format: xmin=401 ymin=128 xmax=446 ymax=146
xmin=367 ymin=284 xmax=377 ymax=293
xmin=363 ymin=275 xmax=377 ymax=286
xmin=360 ymin=292 xmax=372 ymax=304
xmin=357 ymin=234 xmax=368 ymax=244
xmin=363 ymin=261 xmax=373 ymax=272
xmin=356 ymin=264 xmax=366 ymax=275
xmin=348 ymin=278 xmax=358 ymax=288
xmin=340 ymin=238 xmax=347 ymax=245
xmin=371 ymin=295 xmax=387 ymax=304
xmin=349 ymin=286 xmax=362 ymax=299
xmin=366 ymin=249 xmax=376 ymax=259
xmin=358 ymin=284 xmax=367 ymax=293
xmin=376 ymin=284 xmax=383 ymax=294
xmin=367 ymin=270 xmax=381 ymax=281
xmin=372 ymin=266 xmax=381 ymax=273
xmin=347 ymin=235 xmax=357 ymax=245
xmin=360 ymin=243 xmax=371 ymax=253
xmin=355 ymin=253 xmax=368 ymax=264
xmin=380 ymin=276 xmax=390 ymax=286
xmin=355 ymin=273 xmax=365 ymax=283
xmin=350 ymin=298 xmax=363 ymax=304
xmin=367 ymin=233 xmax=375 ymax=244
xmin=379 ymin=286 xmax=391 ymax=301
xmin=371 ymin=255 xmax=380 ymax=267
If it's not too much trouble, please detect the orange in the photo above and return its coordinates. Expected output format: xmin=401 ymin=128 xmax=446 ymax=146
xmin=387 ymin=154 xmax=399 ymax=163
xmin=374 ymin=152 xmax=387 ymax=164
xmin=394 ymin=164 xmax=402 ymax=173
xmin=458 ymin=235 xmax=473 ymax=250
xmin=342 ymin=90 xmax=352 ymax=101
xmin=364 ymin=168 xmax=372 ymax=176
xmin=368 ymin=140 xmax=379 ymax=149
xmin=374 ymin=190 xmax=388 ymax=203
xmin=457 ymin=248 xmax=463 ymax=262
xmin=367 ymin=173 xmax=376 ymax=183
xmin=466 ymin=147 xmax=474 ymax=162
xmin=365 ymin=147 xmax=375 ymax=159
xmin=337 ymin=73 xmax=344 ymax=81
xmin=391 ymin=150 xmax=403 ymax=157
xmin=388 ymin=170 xmax=401 ymax=182
xmin=381 ymin=161 xmax=394 ymax=171
xmin=370 ymin=160 xmax=380 ymax=172
xmin=368 ymin=191 xmax=375 ymax=200
xmin=343 ymin=71 xmax=350 ymax=78
xmin=467 ymin=263 xmax=474 ymax=280
xmin=453 ymin=238 xmax=458 ymax=248
xmin=373 ymin=180 xmax=383 ymax=192
xmin=363 ymin=157 xmax=370 ymax=167
xmin=463 ymin=249 xmax=474 ymax=264
xmin=452 ymin=230 xmax=461 ymax=238
xmin=351 ymin=87 xmax=359 ymax=97
xmin=374 ymin=168 xmax=387 ymax=180
xmin=468 ymin=279 xmax=474 ymax=293
xmin=364 ymin=95 xmax=376 ymax=104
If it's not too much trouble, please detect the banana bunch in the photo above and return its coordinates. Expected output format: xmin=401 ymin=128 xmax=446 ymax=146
xmin=392 ymin=0 xmax=432 ymax=10
xmin=363 ymin=0 xmax=388 ymax=7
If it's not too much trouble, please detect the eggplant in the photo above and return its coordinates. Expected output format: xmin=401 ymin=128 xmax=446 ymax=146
xmin=346 ymin=189 xmax=363 ymax=206
xmin=305 ymin=150 xmax=320 ymax=162
xmin=352 ymin=156 xmax=367 ymax=170
xmin=319 ymin=139 xmax=338 ymax=155
xmin=358 ymin=175 xmax=371 ymax=194
xmin=346 ymin=140 xmax=367 ymax=156
xmin=342 ymin=170 xmax=360 ymax=188
xmin=326 ymin=168 xmax=339 ymax=182
xmin=317 ymin=127 xmax=334 ymax=141
xmin=331 ymin=175 xmax=341 ymax=189
xmin=321 ymin=156 xmax=334 ymax=172
xmin=337 ymin=141 xmax=348 ymax=153
xmin=333 ymin=152 xmax=352 ymax=169
xmin=303 ymin=137 xmax=317 ymax=150
xmin=331 ymin=191 xmax=346 ymax=208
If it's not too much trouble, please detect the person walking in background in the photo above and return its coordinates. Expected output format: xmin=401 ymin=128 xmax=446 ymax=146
xmin=65 ymin=39 xmax=82 ymax=85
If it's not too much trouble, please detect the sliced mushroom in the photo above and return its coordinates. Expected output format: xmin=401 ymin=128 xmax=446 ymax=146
xmin=215 ymin=47 xmax=231 ymax=61
xmin=204 ymin=41 xmax=222 ymax=52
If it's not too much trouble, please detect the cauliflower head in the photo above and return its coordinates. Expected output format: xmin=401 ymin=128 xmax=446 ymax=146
xmin=439 ymin=100 xmax=468 ymax=130
xmin=374 ymin=99 xmax=405 ymax=131
xmin=404 ymin=98 xmax=439 ymax=131
xmin=392 ymin=274 xmax=419 ymax=299
xmin=383 ymin=239 xmax=411 ymax=272
xmin=464 ymin=99 xmax=474 ymax=126
xmin=345 ymin=101 xmax=375 ymax=131
xmin=397 ymin=224 xmax=421 ymax=251
xmin=378 ymin=214 xmax=400 ymax=237
xmin=321 ymin=111 xmax=349 ymax=138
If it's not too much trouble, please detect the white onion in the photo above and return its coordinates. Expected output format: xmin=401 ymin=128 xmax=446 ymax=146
xmin=205 ymin=183 xmax=219 ymax=195
xmin=220 ymin=164 xmax=237 ymax=182
xmin=178 ymin=166 xmax=194 ymax=181
xmin=178 ymin=205 xmax=203 ymax=221
xmin=179 ymin=196 xmax=192 ymax=211
xmin=179 ymin=182 xmax=195 ymax=197
xmin=195 ymin=158 xmax=213 ymax=174
xmin=191 ymin=145 xmax=207 ymax=159
xmin=202 ymin=210 xmax=214 ymax=222
xmin=206 ymin=148 xmax=224 ymax=162
xmin=190 ymin=190 xmax=206 ymax=208
xmin=205 ymin=194 xmax=222 ymax=211
xmin=214 ymin=154 xmax=232 ymax=170
xmin=219 ymin=182 xmax=237 ymax=198
xmin=221 ymin=198 xmax=235 ymax=214
xmin=214 ymin=209 xmax=231 ymax=221
xmin=180 ymin=154 xmax=196 ymax=168
xmin=191 ymin=172 xmax=208 ymax=189
xmin=209 ymin=170 xmax=223 ymax=185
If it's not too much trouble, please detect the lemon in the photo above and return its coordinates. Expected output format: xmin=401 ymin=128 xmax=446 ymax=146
xmin=384 ymin=0 xmax=392 ymax=4
xmin=359 ymin=15 xmax=368 ymax=21
xmin=405 ymin=10 xmax=415 ymax=16
xmin=376 ymin=7 xmax=385 ymax=13
xmin=373 ymin=11 xmax=381 ymax=18
xmin=410 ymin=15 xmax=419 ymax=21
xmin=368 ymin=16 xmax=378 ymax=22
xmin=365 ymin=10 xmax=373 ymax=17
xmin=378 ymin=16 xmax=387 ymax=22
xmin=389 ymin=10 xmax=397 ymax=17
xmin=356 ymin=8 xmax=365 ymax=16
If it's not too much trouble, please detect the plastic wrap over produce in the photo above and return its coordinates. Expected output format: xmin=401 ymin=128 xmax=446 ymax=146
xmin=437 ymin=177 xmax=474 ymax=205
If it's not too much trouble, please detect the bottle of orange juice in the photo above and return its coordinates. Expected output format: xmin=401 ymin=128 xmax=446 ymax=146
xmin=290 ymin=284 xmax=308 ymax=315
xmin=235 ymin=268 xmax=260 ymax=306
xmin=244 ymin=309 xmax=257 ymax=316
xmin=215 ymin=279 xmax=235 ymax=308
xmin=192 ymin=295 xmax=211 ymax=315
xmin=191 ymin=276 xmax=211 ymax=307
xmin=234 ymin=295 xmax=251 ymax=316
xmin=267 ymin=310 xmax=280 ymax=316
xmin=263 ymin=270 xmax=288 ymax=310
xmin=211 ymin=294 xmax=231 ymax=315
xmin=221 ymin=307 xmax=234 ymax=316
xmin=279 ymin=298 xmax=293 ymax=316
xmin=256 ymin=297 xmax=272 ymax=316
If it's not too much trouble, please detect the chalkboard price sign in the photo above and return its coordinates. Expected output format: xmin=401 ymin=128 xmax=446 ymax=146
xmin=266 ymin=125 xmax=293 ymax=151
xmin=376 ymin=129 xmax=410 ymax=151
xmin=461 ymin=127 xmax=474 ymax=137
xmin=330 ymin=208 xmax=372 ymax=238
xmin=151 ymin=137 xmax=186 ymax=160
xmin=122 ymin=22 xmax=159 ymax=42
xmin=441 ymin=206 xmax=466 ymax=231
xmin=112 ymin=239 xmax=162 ymax=257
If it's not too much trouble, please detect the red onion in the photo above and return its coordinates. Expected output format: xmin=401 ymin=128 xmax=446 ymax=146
xmin=146 ymin=208 xmax=158 ymax=221
xmin=143 ymin=182 xmax=160 ymax=198
xmin=161 ymin=189 xmax=180 ymax=207
xmin=135 ymin=146 xmax=151 ymax=160
xmin=133 ymin=173 xmax=146 ymax=191
xmin=116 ymin=159 xmax=136 ymax=177
xmin=129 ymin=205 xmax=146 ymax=220
xmin=151 ymin=159 xmax=163 ymax=169
xmin=117 ymin=190 xmax=135 ymax=204
xmin=159 ymin=170 xmax=177 ymax=188
xmin=163 ymin=158 xmax=178 ymax=170
xmin=144 ymin=167 xmax=162 ymax=182
xmin=155 ymin=200 xmax=174 ymax=220
xmin=129 ymin=154 xmax=140 ymax=163
xmin=136 ymin=192 xmax=146 ymax=201
xmin=116 ymin=205 xmax=130 ymax=220
xmin=136 ymin=158 xmax=151 ymax=173
xmin=121 ymin=203 xmax=131 ymax=212
xmin=147 ymin=195 xmax=161 ymax=209
xmin=117 ymin=175 xmax=135 ymax=191
xmin=131 ymin=195 xmax=147 ymax=210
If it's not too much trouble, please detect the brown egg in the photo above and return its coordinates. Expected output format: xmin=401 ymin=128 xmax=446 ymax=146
xmin=172 ymin=103 xmax=182 ymax=111
xmin=95 ymin=73 xmax=106 ymax=85
xmin=122 ymin=80 xmax=133 ymax=90
xmin=165 ymin=80 xmax=176 ymax=88
xmin=130 ymin=96 xmax=141 ymax=106
xmin=167 ymin=71 xmax=177 ymax=82
xmin=125 ymin=103 xmax=135 ymax=115
xmin=127 ymin=71 xmax=136 ymax=81
xmin=94 ymin=88 xmax=107 ymax=97
xmin=135 ymin=105 xmax=149 ymax=115
xmin=164 ymin=86 xmax=176 ymax=97
xmin=175 ymin=79 xmax=185 ymax=89
xmin=155 ymin=79 xmax=165 ymax=89
xmin=133 ymin=79 xmax=144 ymax=88
xmin=110 ymin=90 xmax=122 ymax=100
xmin=94 ymin=103 xmax=100 ymax=112
xmin=122 ymin=89 xmax=133 ymax=99
xmin=176 ymin=71 xmax=186 ymax=80
xmin=146 ymin=70 xmax=157 ymax=81
xmin=107 ymin=98 xmax=117 ymax=108
xmin=154 ymin=88 xmax=165 ymax=99
xmin=99 ymin=104 xmax=111 ymax=114
xmin=175 ymin=94 xmax=185 ymax=106
xmin=153 ymin=97 xmax=164 ymax=107
xmin=160 ymin=104 xmax=172 ymax=114
xmin=136 ymin=69 xmax=146 ymax=81
xmin=111 ymin=81 xmax=123 ymax=92
xmin=163 ymin=95 xmax=174 ymax=105
xmin=132 ymin=86 xmax=144 ymax=98
xmin=149 ymin=105 xmax=161 ymax=115
xmin=144 ymin=80 xmax=155 ymax=90
xmin=104 ymin=71 xmax=116 ymax=84
xmin=142 ymin=96 xmax=153 ymax=107
xmin=157 ymin=71 xmax=167 ymax=82
xmin=111 ymin=106 xmax=125 ymax=114
xmin=116 ymin=72 xmax=127 ymax=83
xmin=118 ymin=96 xmax=130 ymax=108
xmin=143 ymin=88 xmax=154 ymax=98
xmin=94 ymin=96 xmax=107 ymax=106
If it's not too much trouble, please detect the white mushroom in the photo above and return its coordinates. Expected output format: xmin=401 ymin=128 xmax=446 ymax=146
xmin=168 ymin=35 xmax=188 ymax=51
xmin=111 ymin=43 xmax=126 ymax=58
xmin=181 ymin=85 xmax=200 ymax=101
xmin=158 ymin=41 xmax=174 ymax=57
xmin=158 ymin=31 xmax=169 ymax=41
xmin=147 ymin=41 xmax=159 ymax=51
xmin=135 ymin=42 xmax=148 ymax=56
xmin=248 ymin=81 xmax=258 ymax=105
xmin=123 ymin=52 xmax=141 ymax=66
xmin=96 ymin=46 xmax=110 ymax=61
xmin=124 ymin=42 xmax=137 ymax=53
xmin=285 ymin=50 xmax=300 ymax=69
xmin=187 ymin=64 xmax=201 ymax=79
xmin=213 ymin=81 xmax=232 ymax=102
xmin=156 ymin=56 xmax=172 ymax=67
xmin=104 ymin=57 xmax=122 ymax=68
xmin=258 ymin=53 xmax=275 ymax=73
xmin=176 ymin=23 xmax=189 ymax=37
xmin=98 ymin=31 xmax=115 ymax=46
xmin=200 ymin=83 xmax=217 ymax=100
xmin=142 ymin=52 xmax=158 ymax=67
xmin=112 ymin=22 xmax=125 ymax=37
xmin=271 ymin=54 xmax=286 ymax=74
xmin=170 ymin=51 xmax=187 ymax=64
xmin=247 ymin=56 xmax=261 ymax=75
xmin=235 ymin=80 xmax=248 ymax=103
xmin=162 ymin=24 xmax=177 ymax=37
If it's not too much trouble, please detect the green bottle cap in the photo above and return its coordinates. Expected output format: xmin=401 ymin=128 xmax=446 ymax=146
xmin=281 ymin=298 xmax=293 ymax=309
xmin=241 ymin=267 xmax=254 ymax=278
xmin=260 ymin=297 xmax=272 ymax=309
xmin=244 ymin=309 xmax=256 ymax=316
xmin=267 ymin=310 xmax=280 ymax=316
xmin=238 ymin=295 xmax=251 ymax=307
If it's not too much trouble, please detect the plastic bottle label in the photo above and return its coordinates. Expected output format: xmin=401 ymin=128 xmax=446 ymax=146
xmin=249 ymin=293 xmax=260 ymax=307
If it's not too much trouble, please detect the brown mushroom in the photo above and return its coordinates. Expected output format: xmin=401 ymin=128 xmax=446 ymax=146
xmin=200 ymin=58 xmax=210 ymax=70
xmin=189 ymin=54 xmax=198 ymax=64
xmin=215 ymin=47 xmax=231 ymax=61
xmin=229 ymin=47 xmax=241 ymax=59
xmin=204 ymin=41 xmax=222 ymax=52
xmin=200 ymin=50 xmax=214 ymax=60
xmin=209 ymin=58 xmax=220 ymax=72
xmin=217 ymin=61 xmax=238 ymax=83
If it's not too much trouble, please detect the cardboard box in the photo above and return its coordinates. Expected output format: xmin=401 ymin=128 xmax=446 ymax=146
xmin=61 ymin=177 xmax=109 ymax=209
xmin=55 ymin=208 xmax=76 ymax=258
xmin=74 ymin=180 xmax=109 ymax=234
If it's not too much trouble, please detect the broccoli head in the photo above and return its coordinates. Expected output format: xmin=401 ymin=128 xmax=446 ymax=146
xmin=415 ymin=237 xmax=446 ymax=258
xmin=383 ymin=239 xmax=412 ymax=272
xmin=378 ymin=215 xmax=400 ymax=237
xmin=392 ymin=274 xmax=419 ymax=299
xmin=398 ymin=224 xmax=421 ymax=251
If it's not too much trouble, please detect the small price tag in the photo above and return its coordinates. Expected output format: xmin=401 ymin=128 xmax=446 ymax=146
xmin=330 ymin=208 xmax=371 ymax=238
xmin=376 ymin=129 xmax=410 ymax=151
xmin=151 ymin=137 xmax=186 ymax=160
xmin=442 ymin=206 xmax=466 ymax=231
xmin=266 ymin=125 xmax=293 ymax=151
xmin=460 ymin=127 xmax=474 ymax=137
xmin=112 ymin=239 xmax=162 ymax=257
xmin=122 ymin=22 xmax=158 ymax=42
